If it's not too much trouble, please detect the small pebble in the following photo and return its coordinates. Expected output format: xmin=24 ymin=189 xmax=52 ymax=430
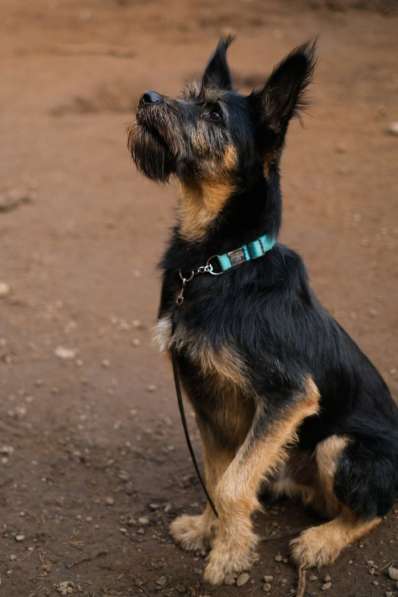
xmin=274 ymin=553 xmax=283 ymax=562
xmin=324 ymin=574 xmax=332 ymax=582
xmin=146 ymin=384 xmax=157 ymax=393
xmin=0 ymin=282 xmax=11 ymax=298
xmin=105 ymin=496 xmax=114 ymax=506
xmin=388 ymin=566 xmax=398 ymax=581
xmin=118 ymin=471 xmax=130 ymax=482
xmin=54 ymin=346 xmax=76 ymax=360
xmin=236 ymin=572 xmax=250 ymax=586
xmin=321 ymin=582 xmax=332 ymax=591
xmin=156 ymin=576 xmax=167 ymax=588
xmin=263 ymin=583 xmax=272 ymax=593
xmin=263 ymin=575 xmax=274 ymax=582
xmin=138 ymin=516 xmax=149 ymax=525
xmin=15 ymin=534 xmax=25 ymax=542
xmin=0 ymin=189 xmax=33 ymax=212
xmin=386 ymin=122 xmax=398 ymax=136
xmin=0 ymin=445 xmax=14 ymax=456
xmin=56 ymin=581 xmax=74 ymax=595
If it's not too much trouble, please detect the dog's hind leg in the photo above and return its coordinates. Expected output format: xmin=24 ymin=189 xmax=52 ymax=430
xmin=204 ymin=376 xmax=320 ymax=585
xmin=170 ymin=421 xmax=234 ymax=552
xmin=291 ymin=435 xmax=382 ymax=568
xmin=291 ymin=509 xmax=381 ymax=569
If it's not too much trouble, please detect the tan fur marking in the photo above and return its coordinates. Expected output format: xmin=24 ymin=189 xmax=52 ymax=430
xmin=222 ymin=144 xmax=238 ymax=170
xmin=157 ymin=319 xmax=253 ymax=447
xmin=218 ymin=377 xmax=320 ymax=504
xmin=171 ymin=323 xmax=248 ymax=390
xmin=270 ymin=450 xmax=318 ymax=507
xmin=315 ymin=435 xmax=350 ymax=517
xmin=178 ymin=180 xmax=233 ymax=241
xmin=170 ymin=511 xmax=215 ymax=552
xmin=268 ymin=435 xmax=351 ymax=518
xmin=203 ymin=377 xmax=320 ymax=584
xmin=171 ymin=416 xmax=234 ymax=553
xmin=178 ymin=145 xmax=237 ymax=242
xmin=191 ymin=125 xmax=210 ymax=156
xmin=291 ymin=511 xmax=381 ymax=568
xmin=263 ymin=159 xmax=271 ymax=178
xmin=198 ymin=344 xmax=247 ymax=387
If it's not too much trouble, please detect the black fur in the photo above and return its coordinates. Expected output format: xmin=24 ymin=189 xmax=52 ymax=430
xmin=130 ymin=38 xmax=398 ymax=520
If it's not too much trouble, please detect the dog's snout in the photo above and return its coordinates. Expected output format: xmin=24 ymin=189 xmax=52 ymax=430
xmin=141 ymin=90 xmax=163 ymax=105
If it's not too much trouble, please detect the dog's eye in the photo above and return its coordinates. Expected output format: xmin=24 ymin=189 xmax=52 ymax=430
xmin=203 ymin=105 xmax=223 ymax=123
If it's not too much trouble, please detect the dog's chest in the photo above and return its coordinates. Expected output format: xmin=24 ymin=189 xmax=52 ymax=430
xmin=154 ymin=315 xmax=255 ymax=447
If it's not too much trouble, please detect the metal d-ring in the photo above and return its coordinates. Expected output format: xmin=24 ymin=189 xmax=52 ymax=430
xmin=205 ymin=256 xmax=223 ymax=275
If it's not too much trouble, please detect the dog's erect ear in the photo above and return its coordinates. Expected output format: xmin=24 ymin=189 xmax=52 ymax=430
xmin=251 ymin=40 xmax=316 ymax=132
xmin=201 ymin=36 xmax=234 ymax=91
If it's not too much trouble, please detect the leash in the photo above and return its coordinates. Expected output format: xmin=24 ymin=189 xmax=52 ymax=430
xmin=171 ymin=342 xmax=219 ymax=518
xmin=170 ymin=233 xmax=276 ymax=518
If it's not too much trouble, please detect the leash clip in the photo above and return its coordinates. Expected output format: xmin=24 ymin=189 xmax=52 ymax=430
xmin=176 ymin=270 xmax=194 ymax=306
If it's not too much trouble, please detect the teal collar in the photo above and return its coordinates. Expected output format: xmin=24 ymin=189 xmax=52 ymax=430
xmin=177 ymin=233 xmax=276 ymax=305
xmin=214 ymin=233 xmax=276 ymax=273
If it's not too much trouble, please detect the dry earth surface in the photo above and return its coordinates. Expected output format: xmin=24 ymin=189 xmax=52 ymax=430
xmin=0 ymin=1 xmax=397 ymax=596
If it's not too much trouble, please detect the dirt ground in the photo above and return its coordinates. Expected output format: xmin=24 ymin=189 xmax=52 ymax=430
xmin=0 ymin=1 xmax=397 ymax=596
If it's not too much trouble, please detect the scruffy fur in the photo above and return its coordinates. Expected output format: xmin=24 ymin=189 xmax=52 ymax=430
xmin=129 ymin=38 xmax=398 ymax=585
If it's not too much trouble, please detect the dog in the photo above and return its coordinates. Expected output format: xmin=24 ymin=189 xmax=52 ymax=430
xmin=128 ymin=37 xmax=398 ymax=585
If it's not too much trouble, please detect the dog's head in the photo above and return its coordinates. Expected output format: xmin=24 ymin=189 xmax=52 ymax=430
xmin=129 ymin=37 xmax=315 ymax=188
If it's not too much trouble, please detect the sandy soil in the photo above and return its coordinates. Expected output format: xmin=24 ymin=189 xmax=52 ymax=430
xmin=0 ymin=1 xmax=397 ymax=596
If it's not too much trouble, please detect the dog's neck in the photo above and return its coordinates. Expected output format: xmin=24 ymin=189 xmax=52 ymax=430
xmin=177 ymin=178 xmax=235 ymax=243
xmin=177 ymin=172 xmax=281 ymax=240
xmin=170 ymin=169 xmax=282 ymax=268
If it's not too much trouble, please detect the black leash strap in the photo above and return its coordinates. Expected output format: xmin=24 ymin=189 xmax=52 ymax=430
xmin=171 ymin=348 xmax=219 ymax=518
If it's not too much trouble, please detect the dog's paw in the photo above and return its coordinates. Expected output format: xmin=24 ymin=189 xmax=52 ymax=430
xmin=290 ymin=525 xmax=342 ymax=568
xmin=170 ymin=514 xmax=214 ymax=552
xmin=204 ymin=539 xmax=258 ymax=585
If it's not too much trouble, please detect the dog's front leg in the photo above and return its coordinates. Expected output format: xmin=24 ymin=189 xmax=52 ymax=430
xmin=170 ymin=419 xmax=234 ymax=552
xmin=204 ymin=377 xmax=320 ymax=585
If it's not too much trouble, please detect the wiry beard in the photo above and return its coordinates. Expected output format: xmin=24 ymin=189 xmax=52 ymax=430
xmin=128 ymin=122 xmax=175 ymax=182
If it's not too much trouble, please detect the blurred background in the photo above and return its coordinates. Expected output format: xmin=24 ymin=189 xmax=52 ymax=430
xmin=0 ymin=1 xmax=397 ymax=595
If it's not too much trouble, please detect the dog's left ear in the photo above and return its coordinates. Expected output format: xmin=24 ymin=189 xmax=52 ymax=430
xmin=251 ymin=40 xmax=316 ymax=133
xmin=202 ymin=36 xmax=234 ymax=91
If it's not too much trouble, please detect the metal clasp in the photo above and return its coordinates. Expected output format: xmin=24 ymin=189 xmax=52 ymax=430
xmin=176 ymin=270 xmax=195 ymax=306
xmin=205 ymin=256 xmax=223 ymax=276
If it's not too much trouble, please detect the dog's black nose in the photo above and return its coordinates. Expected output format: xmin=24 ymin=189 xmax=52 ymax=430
xmin=141 ymin=90 xmax=163 ymax=105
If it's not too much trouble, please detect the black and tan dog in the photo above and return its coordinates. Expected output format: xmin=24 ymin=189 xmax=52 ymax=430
xmin=128 ymin=38 xmax=398 ymax=585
